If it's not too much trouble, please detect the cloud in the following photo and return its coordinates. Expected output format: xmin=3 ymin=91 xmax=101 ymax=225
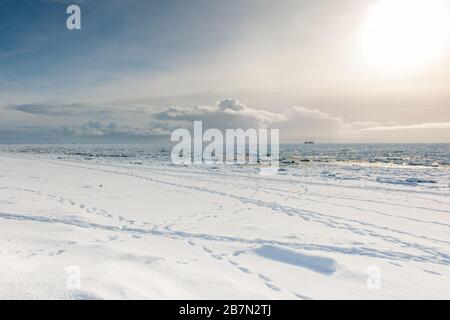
xmin=151 ymin=99 xmax=346 ymax=142
xmin=360 ymin=122 xmax=450 ymax=131
xmin=152 ymin=98 xmax=285 ymax=131
xmin=150 ymin=99 xmax=450 ymax=142
xmin=6 ymin=102 xmax=150 ymax=118
xmin=2 ymin=98 xmax=449 ymax=143
xmin=61 ymin=121 xmax=168 ymax=137
xmin=0 ymin=121 xmax=167 ymax=143
xmin=6 ymin=103 xmax=113 ymax=117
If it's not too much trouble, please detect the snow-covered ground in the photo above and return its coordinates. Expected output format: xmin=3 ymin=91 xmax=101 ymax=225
xmin=0 ymin=150 xmax=449 ymax=299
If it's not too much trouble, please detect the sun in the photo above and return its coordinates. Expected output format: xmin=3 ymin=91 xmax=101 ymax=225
xmin=362 ymin=0 xmax=450 ymax=73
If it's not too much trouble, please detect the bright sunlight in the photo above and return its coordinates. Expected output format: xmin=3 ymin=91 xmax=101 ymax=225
xmin=362 ymin=0 xmax=450 ymax=73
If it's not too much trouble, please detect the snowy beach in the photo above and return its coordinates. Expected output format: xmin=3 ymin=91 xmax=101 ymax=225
xmin=0 ymin=145 xmax=449 ymax=299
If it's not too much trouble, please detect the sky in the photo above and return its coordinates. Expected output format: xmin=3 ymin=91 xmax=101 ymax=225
xmin=0 ymin=0 xmax=449 ymax=143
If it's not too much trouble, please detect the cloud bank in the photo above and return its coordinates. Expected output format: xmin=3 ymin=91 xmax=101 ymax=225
xmin=150 ymin=99 xmax=347 ymax=142
xmin=61 ymin=121 xmax=166 ymax=137
xmin=1 ymin=98 xmax=449 ymax=143
xmin=360 ymin=122 xmax=450 ymax=131
xmin=152 ymin=98 xmax=284 ymax=130
xmin=7 ymin=103 xmax=111 ymax=117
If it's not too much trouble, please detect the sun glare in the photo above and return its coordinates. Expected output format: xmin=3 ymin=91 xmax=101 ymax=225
xmin=362 ymin=0 xmax=450 ymax=73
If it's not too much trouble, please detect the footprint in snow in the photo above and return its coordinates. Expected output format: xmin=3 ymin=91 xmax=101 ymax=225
xmin=264 ymin=282 xmax=281 ymax=291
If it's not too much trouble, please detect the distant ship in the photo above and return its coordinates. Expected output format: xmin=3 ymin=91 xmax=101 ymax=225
xmin=304 ymin=141 xmax=315 ymax=144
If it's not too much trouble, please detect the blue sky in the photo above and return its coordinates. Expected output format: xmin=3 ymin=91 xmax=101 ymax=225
xmin=0 ymin=0 xmax=449 ymax=143
xmin=0 ymin=0 xmax=245 ymax=92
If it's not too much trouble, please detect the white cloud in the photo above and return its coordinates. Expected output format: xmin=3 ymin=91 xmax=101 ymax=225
xmin=3 ymin=98 xmax=449 ymax=143
xmin=150 ymin=100 xmax=450 ymax=142
xmin=152 ymin=98 xmax=285 ymax=131
xmin=151 ymin=99 xmax=347 ymax=142
xmin=360 ymin=122 xmax=450 ymax=131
